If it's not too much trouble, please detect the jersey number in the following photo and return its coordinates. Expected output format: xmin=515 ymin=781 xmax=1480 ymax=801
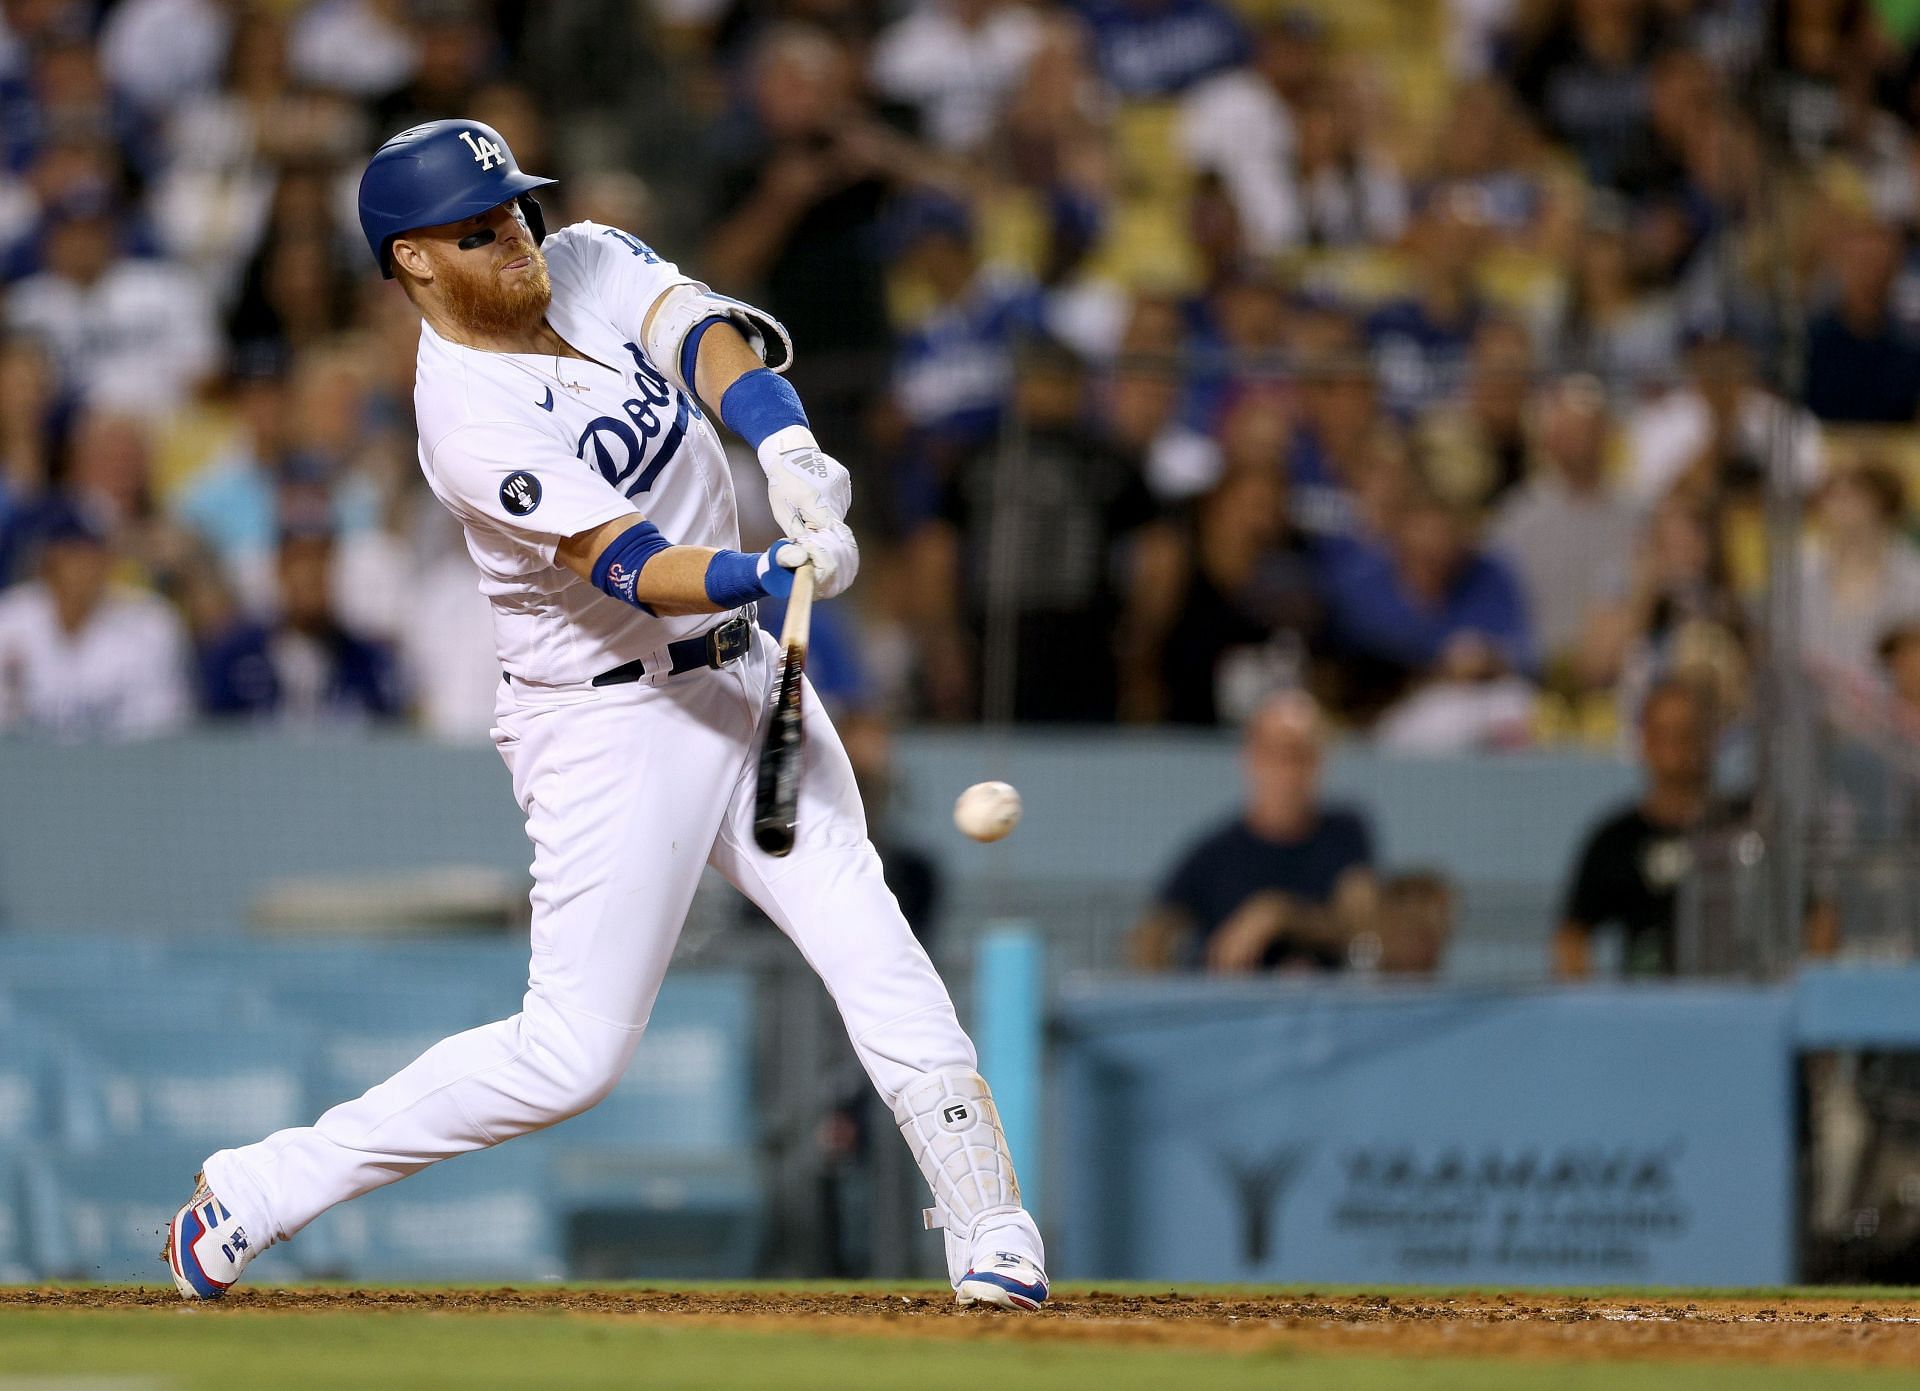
xmin=574 ymin=343 xmax=689 ymax=499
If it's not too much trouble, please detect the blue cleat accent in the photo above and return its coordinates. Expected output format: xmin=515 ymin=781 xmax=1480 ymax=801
xmin=955 ymin=1252 xmax=1048 ymax=1310
xmin=163 ymin=1175 xmax=256 ymax=1300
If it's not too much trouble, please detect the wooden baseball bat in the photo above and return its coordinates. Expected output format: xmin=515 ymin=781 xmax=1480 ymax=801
xmin=752 ymin=562 xmax=815 ymax=856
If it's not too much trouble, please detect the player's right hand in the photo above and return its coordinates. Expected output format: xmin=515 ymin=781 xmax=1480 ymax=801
xmin=775 ymin=520 xmax=859 ymax=598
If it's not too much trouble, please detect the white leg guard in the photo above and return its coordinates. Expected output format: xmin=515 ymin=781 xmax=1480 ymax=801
xmin=893 ymin=1066 xmax=1033 ymax=1286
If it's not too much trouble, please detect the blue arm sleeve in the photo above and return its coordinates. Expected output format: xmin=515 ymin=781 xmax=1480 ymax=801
xmin=590 ymin=520 xmax=673 ymax=613
xmin=719 ymin=368 xmax=810 ymax=450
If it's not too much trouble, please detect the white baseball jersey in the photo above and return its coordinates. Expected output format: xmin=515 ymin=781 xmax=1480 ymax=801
xmin=414 ymin=221 xmax=740 ymax=685
xmin=0 ymin=581 xmax=191 ymax=739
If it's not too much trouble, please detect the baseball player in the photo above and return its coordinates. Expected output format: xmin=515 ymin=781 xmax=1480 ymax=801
xmin=163 ymin=120 xmax=1047 ymax=1309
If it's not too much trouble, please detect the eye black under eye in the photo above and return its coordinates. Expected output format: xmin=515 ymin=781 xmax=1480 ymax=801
xmin=458 ymin=228 xmax=497 ymax=251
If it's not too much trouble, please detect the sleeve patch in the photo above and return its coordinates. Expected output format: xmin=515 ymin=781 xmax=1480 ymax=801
xmin=499 ymin=471 xmax=543 ymax=515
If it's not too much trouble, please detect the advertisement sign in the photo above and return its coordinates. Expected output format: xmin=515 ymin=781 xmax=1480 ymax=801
xmin=1056 ymin=984 xmax=1795 ymax=1286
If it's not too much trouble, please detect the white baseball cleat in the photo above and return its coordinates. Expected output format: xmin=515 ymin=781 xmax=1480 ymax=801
xmin=955 ymin=1252 xmax=1049 ymax=1310
xmin=162 ymin=1174 xmax=257 ymax=1300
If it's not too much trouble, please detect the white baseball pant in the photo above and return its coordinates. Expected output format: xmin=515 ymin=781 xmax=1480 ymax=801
xmin=203 ymin=629 xmax=1043 ymax=1278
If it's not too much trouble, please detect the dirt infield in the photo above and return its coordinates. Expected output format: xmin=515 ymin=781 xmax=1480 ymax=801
xmin=6 ymin=1286 xmax=1920 ymax=1370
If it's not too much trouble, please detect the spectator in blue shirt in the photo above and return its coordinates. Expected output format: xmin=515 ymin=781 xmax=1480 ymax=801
xmin=1284 ymin=310 xmax=1382 ymax=550
xmin=1365 ymin=187 xmax=1487 ymax=419
xmin=1804 ymin=216 xmax=1920 ymax=425
xmin=196 ymin=509 xmax=403 ymax=725
xmin=887 ymin=192 xmax=1045 ymax=498
xmin=1322 ymin=487 xmax=1536 ymax=715
xmin=1131 ymin=690 xmax=1379 ymax=972
xmin=1075 ymin=0 xmax=1248 ymax=100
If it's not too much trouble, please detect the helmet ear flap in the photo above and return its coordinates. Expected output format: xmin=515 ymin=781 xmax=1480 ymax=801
xmin=517 ymin=195 xmax=548 ymax=246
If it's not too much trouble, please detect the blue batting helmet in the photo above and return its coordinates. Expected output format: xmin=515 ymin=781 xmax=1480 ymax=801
xmin=357 ymin=120 xmax=556 ymax=279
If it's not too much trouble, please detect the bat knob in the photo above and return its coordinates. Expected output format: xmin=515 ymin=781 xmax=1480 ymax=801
xmin=753 ymin=818 xmax=796 ymax=857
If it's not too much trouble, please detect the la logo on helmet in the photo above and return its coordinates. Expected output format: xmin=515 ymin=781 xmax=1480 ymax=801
xmin=458 ymin=130 xmax=505 ymax=170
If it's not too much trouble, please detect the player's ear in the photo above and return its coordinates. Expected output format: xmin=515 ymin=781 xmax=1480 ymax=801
xmin=390 ymin=238 xmax=434 ymax=285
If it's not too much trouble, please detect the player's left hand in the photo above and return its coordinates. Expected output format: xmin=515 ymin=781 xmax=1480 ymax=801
xmin=759 ymin=429 xmax=852 ymax=535
xmin=775 ymin=519 xmax=859 ymax=599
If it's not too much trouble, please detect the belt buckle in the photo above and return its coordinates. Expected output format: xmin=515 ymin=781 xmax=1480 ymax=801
xmin=708 ymin=615 xmax=750 ymax=668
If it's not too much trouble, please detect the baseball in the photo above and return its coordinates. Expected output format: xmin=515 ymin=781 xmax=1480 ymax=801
xmin=954 ymin=781 xmax=1022 ymax=842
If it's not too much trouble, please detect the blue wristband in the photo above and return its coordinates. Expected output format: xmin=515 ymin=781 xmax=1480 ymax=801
xmin=591 ymin=519 xmax=672 ymax=613
xmin=719 ymin=368 xmax=809 ymax=450
xmin=705 ymin=542 xmax=797 ymax=607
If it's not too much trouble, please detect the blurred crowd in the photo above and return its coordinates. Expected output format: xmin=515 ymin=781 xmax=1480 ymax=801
xmin=3 ymin=0 xmax=1920 ymax=745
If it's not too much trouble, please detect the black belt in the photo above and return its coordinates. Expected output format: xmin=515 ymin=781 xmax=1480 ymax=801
xmin=504 ymin=614 xmax=754 ymax=689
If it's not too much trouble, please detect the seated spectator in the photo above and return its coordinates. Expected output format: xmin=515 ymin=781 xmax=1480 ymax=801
xmin=868 ymin=0 xmax=1043 ymax=153
xmin=703 ymin=24 xmax=914 ymax=352
xmin=1285 ymin=338 xmax=1389 ymax=547
xmin=1492 ymin=377 xmax=1639 ymax=677
xmin=1803 ymin=215 xmax=1920 ymax=425
xmin=1610 ymin=47 xmax=1713 ymax=211
xmin=1290 ymin=77 xmax=1407 ymax=251
xmin=1178 ymin=12 xmax=1321 ymax=255
xmin=1369 ymin=870 xmax=1453 ymax=976
xmin=1627 ymin=331 xmax=1823 ymax=508
xmin=173 ymin=342 xmax=386 ymax=616
xmin=1075 ymin=0 xmax=1247 ymax=101
xmin=224 ymin=172 xmax=361 ymax=360
xmin=703 ymin=25 xmax=930 ymax=485
xmin=99 ymin=0 xmax=234 ymax=118
xmin=1575 ymin=488 xmax=1750 ymax=723
xmin=195 ymin=512 xmax=403 ymax=724
xmin=1510 ymin=0 xmax=1660 ymax=190
xmin=5 ymin=192 xmax=220 ymax=414
xmin=289 ymin=0 xmax=419 ymax=99
xmin=1555 ymin=677 xmax=1740 ymax=978
xmin=1321 ymin=488 xmax=1537 ymax=718
xmin=906 ymin=335 xmax=1168 ymax=722
xmin=1107 ymin=339 xmax=1222 ymax=501
xmin=0 ymin=497 xmax=191 ymax=740
xmin=887 ymin=193 xmax=1043 ymax=482
xmin=1429 ymin=79 xmax=1547 ymax=244
xmin=1550 ymin=202 xmax=1682 ymax=391
xmin=1801 ymin=460 xmax=1920 ymax=685
xmin=0 ymin=133 xmax=128 ymax=283
xmin=1419 ymin=316 xmax=1535 ymax=512
xmin=150 ymin=10 xmax=361 ymax=301
xmin=2 ymin=30 xmax=151 ymax=182
xmin=1764 ymin=0 xmax=1890 ymax=163
xmin=1129 ymin=690 xmax=1378 ymax=972
xmin=1178 ymin=257 xmax=1286 ymax=435
xmin=1136 ymin=450 xmax=1321 ymax=726
xmin=984 ymin=9 xmax=1113 ymax=308
xmin=1366 ymin=187 xmax=1488 ymax=419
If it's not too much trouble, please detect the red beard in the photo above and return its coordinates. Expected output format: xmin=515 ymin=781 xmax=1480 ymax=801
xmin=439 ymin=246 xmax=553 ymax=337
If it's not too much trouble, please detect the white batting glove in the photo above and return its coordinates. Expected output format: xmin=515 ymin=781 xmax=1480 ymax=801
xmin=759 ymin=425 xmax=852 ymax=536
xmin=773 ymin=518 xmax=860 ymax=598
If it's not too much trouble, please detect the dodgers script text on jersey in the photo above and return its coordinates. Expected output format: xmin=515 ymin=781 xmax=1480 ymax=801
xmin=416 ymin=222 xmax=735 ymax=684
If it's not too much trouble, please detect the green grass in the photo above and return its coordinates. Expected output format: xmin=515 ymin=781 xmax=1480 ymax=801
xmin=0 ymin=1312 xmax=1918 ymax=1391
